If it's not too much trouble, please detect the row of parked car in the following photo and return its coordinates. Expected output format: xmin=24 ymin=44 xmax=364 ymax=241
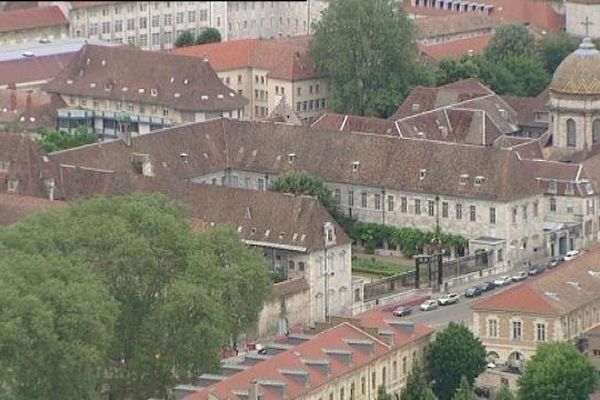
xmin=392 ymin=292 xmax=461 ymax=316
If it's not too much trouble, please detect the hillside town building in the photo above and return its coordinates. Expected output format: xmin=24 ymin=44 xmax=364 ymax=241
xmin=43 ymin=44 xmax=247 ymax=138
xmin=174 ymin=37 xmax=329 ymax=122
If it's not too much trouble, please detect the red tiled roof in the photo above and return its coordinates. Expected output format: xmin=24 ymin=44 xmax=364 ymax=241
xmin=310 ymin=113 xmax=399 ymax=136
xmin=355 ymin=309 xmax=435 ymax=349
xmin=419 ymin=34 xmax=493 ymax=61
xmin=174 ymin=36 xmax=323 ymax=81
xmin=0 ymin=6 xmax=68 ymax=33
xmin=0 ymin=88 xmax=66 ymax=130
xmin=0 ymin=53 xmax=76 ymax=87
xmin=473 ymin=245 xmax=600 ymax=315
xmin=184 ymin=322 xmax=390 ymax=400
xmin=584 ymin=322 xmax=600 ymax=337
xmin=0 ymin=193 xmax=65 ymax=226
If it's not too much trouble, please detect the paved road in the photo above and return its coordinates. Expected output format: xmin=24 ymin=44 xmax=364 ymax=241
xmin=393 ymin=267 xmax=538 ymax=329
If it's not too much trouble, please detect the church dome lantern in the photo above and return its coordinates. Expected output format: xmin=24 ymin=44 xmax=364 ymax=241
xmin=550 ymin=37 xmax=600 ymax=95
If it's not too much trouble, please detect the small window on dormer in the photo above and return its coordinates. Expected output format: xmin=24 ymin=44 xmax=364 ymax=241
xmin=549 ymin=180 xmax=557 ymax=194
xmin=151 ymin=88 xmax=158 ymax=97
xmin=352 ymin=161 xmax=360 ymax=172
xmin=419 ymin=169 xmax=426 ymax=181
xmin=288 ymin=153 xmax=296 ymax=163
xmin=459 ymin=174 xmax=469 ymax=185
xmin=7 ymin=179 xmax=18 ymax=192
xmin=327 ymin=228 xmax=334 ymax=242
xmin=0 ymin=161 xmax=10 ymax=172
xmin=474 ymin=176 xmax=485 ymax=186
xmin=566 ymin=182 xmax=574 ymax=195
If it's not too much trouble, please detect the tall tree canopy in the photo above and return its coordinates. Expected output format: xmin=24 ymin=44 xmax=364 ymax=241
xmin=196 ymin=27 xmax=222 ymax=45
xmin=517 ymin=342 xmax=597 ymax=400
xmin=493 ymin=385 xmax=515 ymax=400
xmin=540 ymin=31 xmax=579 ymax=73
xmin=175 ymin=30 xmax=196 ymax=47
xmin=426 ymin=322 xmax=486 ymax=400
xmin=0 ymin=193 xmax=271 ymax=400
xmin=270 ymin=170 xmax=337 ymax=215
xmin=401 ymin=362 xmax=438 ymax=400
xmin=451 ymin=376 xmax=477 ymax=400
xmin=309 ymin=0 xmax=420 ymax=117
xmin=485 ymin=24 xmax=537 ymax=63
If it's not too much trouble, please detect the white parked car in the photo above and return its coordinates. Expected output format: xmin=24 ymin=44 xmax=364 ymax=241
xmin=512 ymin=271 xmax=528 ymax=282
xmin=420 ymin=299 xmax=439 ymax=311
xmin=493 ymin=275 xmax=513 ymax=286
xmin=563 ymin=250 xmax=580 ymax=261
xmin=438 ymin=293 xmax=460 ymax=305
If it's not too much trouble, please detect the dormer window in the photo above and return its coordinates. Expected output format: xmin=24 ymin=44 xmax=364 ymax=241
xmin=122 ymin=86 xmax=128 ymax=92
xmin=151 ymin=88 xmax=158 ymax=97
xmin=101 ymin=59 xmax=106 ymax=66
xmin=419 ymin=169 xmax=427 ymax=181
xmin=0 ymin=161 xmax=10 ymax=172
xmin=549 ymin=179 xmax=557 ymax=194
xmin=138 ymin=88 xmax=145 ymax=94
xmin=288 ymin=153 xmax=296 ymax=163
xmin=459 ymin=174 xmax=469 ymax=185
xmin=352 ymin=161 xmax=360 ymax=172
xmin=566 ymin=182 xmax=574 ymax=195
xmin=180 ymin=153 xmax=189 ymax=163
xmin=104 ymin=83 xmax=111 ymax=91
xmin=170 ymin=76 xmax=175 ymax=83
xmin=7 ymin=179 xmax=18 ymax=192
xmin=474 ymin=176 xmax=485 ymax=186
xmin=183 ymin=79 xmax=189 ymax=85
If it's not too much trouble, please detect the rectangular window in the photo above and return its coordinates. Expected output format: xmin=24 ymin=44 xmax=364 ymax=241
xmin=414 ymin=199 xmax=421 ymax=215
xmin=127 ymin=18 xmax=135 ymax=30
xmin=388 ymin=195 xmax=394 ymax=211
xmin=361 ymin=192 xmax=368 ymax=208
xmin=334 ymin=189 xmax=341 ymax=205
xmin=258 ymin=178 xmax=265 ymax=191
xmin=497 ymin=249 xmax=503 ymax=262
xmin=489 ymin=207 xmax=496 ymax=224
xmin=361 ymin=377 xmax=366 ymax=395
xmin=522 ymin=205 xmax=528 ymax=221
xmin=402 ymin=357 xmax=407 ymax=374
xmin=200 ymin=9 xmax=208 ymax=21
xmin=188 ymin=10 xmax=196 ymax=23
xmin=164 ymin=31 xmax=172 ymax=44
xmin=152 ymin=32 xmax=160 ymax=45
xmin=488 ymin=319 xmax=498 ymax=337
xmin=537 ymin=323 xmax=546 ymax=342
xmin=152 ymin=15 xmax=160 ymax=27
xmin=288 ymin=260 xmax=295 ymax=270
xmin=550 ymin=197 xmax=557 ymax=212
xmin=297 ymin=87 xmax=301 ymax=96
xmin=139 ymin=17 xmax=147 ymax=29
xmin=114 ymin=20 xmax=123 ymax=32
xmin=470 ymin=205 xmax=476 ymax=222
xmin=371 ymin=372 xmax=376 ymax=390
xmin=512 ymin=207 xmax=518 ymax=223
xmin=340 ymin=387 xmax=344 ymax=400
xmin=176 ymin=12 xmax=184 ymax=24
xmin=164 ymin=14 xmax=172 ymax=26
xmin=533 ymin=201 xmax=539 ymax=217
xmin=348 ymin=190 xmax=354 ymax=207
xmin=442 ymin=201 xmax=448 ymax=218
xmin=393 ymin=360 xmax=398 ymax=379
xmin=428 ymin=200 xmax=434 ymax=216
xmin=245 ymin=177 xmax=251 ymax=189
xmin=139 ymin=34 xmax=148 ymax=46
xmin=374 ymin=194 xmax=381 ymax=210
xmin=401 ymin=197 xmax=407 ymax=213
xmin=456 ymin=203 xmax=462 ymax=220
xmin=512 ymin=321 xmax=522 ymax=340
xmin=102 ymin=21 xmax=110 ymax=34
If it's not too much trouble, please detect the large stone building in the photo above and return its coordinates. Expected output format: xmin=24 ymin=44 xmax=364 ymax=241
xmin=0 ymin=5 xmax=69 ymax=46
xmin=176 ymin=318 xmax=433 ymax=400
xmin=43 ymin=44 xmax=247 ymax=137
xmin=174 ymin=36 xmax=329 ymax=122
xmin=472 ymin=245 xmax=600 ymax=375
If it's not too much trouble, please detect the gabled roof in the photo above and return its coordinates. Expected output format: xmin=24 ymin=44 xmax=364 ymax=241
xmin=0 ymin=53 xmax=76 ymax=87
xmin=43 ymin=44 xmax=248 ymax=112
xmin=473 ymin=245 xmax=600 ymax=315
xmin=174 ymin=36 xmax=322 ymax=81
xmin=50 ymin=118 xmax=542 ymax=203
xmin=183 ymin=322 xmax=391 ymax=400
xmin=0 ymin=5 xmax=68 ymax=33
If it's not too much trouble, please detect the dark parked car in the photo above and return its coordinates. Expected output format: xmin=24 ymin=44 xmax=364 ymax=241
xmin=478 ymin=281 xmax=496 ymax=292
xmin=392 ymin=305 xmax=413 ymax=317
xmin=548 ymin=257 xmax=563 ymax=269
xmin=465 ymin=286 xmax=482 ymax=298
xmin=528 ymin=264 xmax=546 ymax=276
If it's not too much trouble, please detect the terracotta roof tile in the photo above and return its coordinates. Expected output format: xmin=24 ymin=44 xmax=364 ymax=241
xmin=0 ymin=6 xmax=68 ymax=33
xmin=183 ymin=322 xmax=391 ymax=400
xmin=419 ymin=34 xmax=493 ymax=61
xmin=500 ymin=89 xmax=550 ymax=127
xmin=473 ymin=245 xmax=600 ymax=315
xmin=311 ymin=113 xmax=398 ymax=136
xmin=0 ymin=53 xmax=76 ymax=87
xmin=43 ymin=44 xmax=248 ymax=112
xmin=354 ymin=309 xmax=435 ymax=349
xmin=174 ymin=36 xmax=323 ymax=81
xmin=0 ymin=193 xmax=65 ymax=225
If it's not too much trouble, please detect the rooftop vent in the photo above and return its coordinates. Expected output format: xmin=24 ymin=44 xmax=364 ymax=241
xmin=180 ymin=152 xmax=189 ymax=163
xmin=566 ymin=281 xmax=581 ymax=290
xmin=101 ymin=59 xmax=106 ymax=66
xmin=323 ymin=348 xmax=353 ymax=365
xmin=352 ymin=161 xmax=360 ymax=172
xmin=278 ymin=369 xmax=309 ymax=386
xmin=170 ymin=76 xmax=175 ymax=83
xmin=412 ymin=103 xmax=420 ymax=112
xmin=217 ymin=94 xmax=224 ymax=99
xmin=90 ymin=82 xmax=97 ymax=88
xmin=201 ymin=95 xmax=209 ymax=100
xmin=265 ymin=229 xmax=270 ymax=238
xmin=183 ymin=78 xmax=189 ymax=85
xmin=301 ymin=359 xmax=331 ymax=376
xmin=589 ymin=270 xmax=600 ymax=277
xmin=344 ymin=338 xmax=374 ymax=355
xmin=229 ymin=92 xmax=235 ymax=97
xmin=122 ymin=86 xmax=128 ymax=92
xmin=265 ymin=343 xmax=294 ymax=355
xmin=419 ymin=169 xmax=427 ymax=181
xmin=416 ymin=131 xmax=425 ymax=139
xmin=174 ymin=92 xmax=181 ymax=98
xmin=545 ymin=291 xmax=559 ymax=301
xmin=300 ymin=234 xmax=306 ymax=242
xmin=138 ymin=88 xmax=145 ymax=94
xmin=292 ymin=233 xmax=298 ymax=241
xmin=67 ymin=79 xmax=73 ymax=85
xmin=86 ymin=57 xmax=91 ymax=64
xmin=386 ymin=319 xmax=415 ymax=336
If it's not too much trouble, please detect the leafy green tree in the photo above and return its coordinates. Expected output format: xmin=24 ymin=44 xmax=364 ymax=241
xmin=196 ymin=27 xmax=221 ymax=45
xmin=310 ymin=0 xmax=420 ymax=117
xmin=377 ymin=385 xmax=392 ymax=400
xmin=436 ymin=55 xmax=483 ymax=85
xmin=175 ymin=30 xmax=196 ymax=47
xmin=493 ymin=385 xmax=515 ymax=400
xmin=540 ymin=31 xmax=578 ymax=73
xmin=485 ymin=24 xmax=536 ymax=63
xmin=0 ymin=193 xmax=271 ymax=399
xmin=452 ymin=376 xmax=477 ymax=400
xmin=426 ymin=322 xmax=486 ymax=400
xmin=37 ymin=125 xmax=97 ymax=153
xmin=0 ymin=247 xmax=117 ymax=400
xmin=402 ymin=362 xmax=438 ymax=400
xmin=498 ymin=56 xmax=550 ymax=96
xmin=517 ymin=342 xmax=597 ymax=400
xmin=270 ymin=170 xmax=338 ymax=215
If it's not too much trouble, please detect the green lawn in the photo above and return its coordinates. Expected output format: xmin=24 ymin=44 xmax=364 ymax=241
xmin=352 ymin=254 xmax=414 ymax=278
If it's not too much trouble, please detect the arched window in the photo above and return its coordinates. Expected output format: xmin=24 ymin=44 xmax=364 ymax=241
xmin=567 ymin=118 xmax=577 ymax=148
xmin=593 ymin=119 xmax=600 ymax=144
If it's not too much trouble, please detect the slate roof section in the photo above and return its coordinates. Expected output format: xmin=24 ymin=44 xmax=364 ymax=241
xmin=183 ymin=322 xmax=391 ymax=400
xmin=43 ymin=44 xmax=248 ymax=112
xmin=501 ymin=89 xmax=550 ymax=128
xmin=415 ymin=13 xmax=499 ymax=40
xmin=0 ymin=53 xmax=76 ymax=87
xmin=473 ymin=245 xmax=600 ymax=315
xmin=0 ymin=5 xmax=68 ymax=33
xmin=310 ymin=113 xmax=399 ymax=136
xmin=0 ymin=193 xmax=66 ymax=226
xmin=174 ymin=36 xmax=323 ymax=81
xmin=50 ymin=118 xmax=542 ymax=202
xmin=419 ymin=34 xmax=492 ymax=61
